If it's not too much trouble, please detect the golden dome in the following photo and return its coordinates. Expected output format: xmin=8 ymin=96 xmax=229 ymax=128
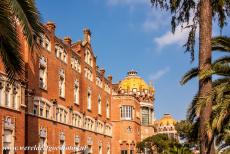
xmin=158 ymin=114 xmax=177 ymax=126
xmin=119 ymin=70 xmax=154 ymax=93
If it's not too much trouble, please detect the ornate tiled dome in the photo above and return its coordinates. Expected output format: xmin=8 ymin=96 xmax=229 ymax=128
xmin=119 ymin=70 xmax=154 ymax=95
xmin=158 ymin=114 xmax=177 ymax=126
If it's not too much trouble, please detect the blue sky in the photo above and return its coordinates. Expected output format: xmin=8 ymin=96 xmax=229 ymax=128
xmin=36 ymin=0 xmax=230 ymax=120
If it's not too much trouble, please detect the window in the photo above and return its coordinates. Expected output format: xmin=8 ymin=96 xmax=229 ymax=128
xmin=87 ymin=145 xmax=92 ymax=154
xmin=72 ymin=113 xmax=82 ymax=127
xmin=74 ymin=80 xmax=79 ymax=104
xmin=84 ymin=68 xmax=93 ymax=81
xmin=60 ymin=140 xmax=65 ymax=154
xmin=74 ymin=136 xmax=80 ymax=154
xmin=85 ymin=117 xmax=94 ymax=131
xmin=141 ymin=107 xmax=149 ymax=125
xmin=3 ymin=118 xmax=14 ymax=154
xmin=85 ymin=49 xmax=93 ymax=67
xmin=120 ymin=106 xmax=133 ymax=120
xmin=87 ymin=89 xmax=91 ymax=110
xmin=33 ymin=99 xmax=51 ymax=119
xmin=12 ymin=87 xmax=18 ymax=109
xmin=96 ymin=77 xmax=102 ymax=88
xmin=106 ymin=101 xmax=110 ymax=118
xmin=5 ymin=84 xmax=10 ymax=107
xmin=98 ymin=96 xmax=101 ymax=115
xmin=3 ymin=129 xmax=13 ymax=154
xmin=98 ymin=144 xmax=102 ymax=154
xmin=45 ymin=106 xmax=50 ymax=118
xmin=39 ymin=137 xmax=46 ymax=154
xmin=0 ymin=82 xmax=3 ymax=106
xmin=59 ymin=69 xmax=65 ymax=98
xmin=55 ymin=45 xmax=67 ymax=63
xmin=107 ymin=146 xmax=110 ymax=154
xmin=56 ymin=107 xmax=68 ymax=124
xmin=33 ymin=104 xmax=38 ymax=115
xmin=36 ymin=34 xmax=51 ymax=52
xmin=39 ymin=56 xmax=48 ymax=90
xmin=71 ymin=57 xmax=81 ymax=73
xmin=121 ymin=150 xmax=128 ymax=154
xmin=40 ymin=105 xmax=44 ymax=116
xmin=39 ymin=128 xmax=47 ymax=154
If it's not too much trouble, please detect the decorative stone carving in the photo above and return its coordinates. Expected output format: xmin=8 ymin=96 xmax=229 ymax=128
xmin=75 ymin=136 xmax=80 ymax=143
xmin=4 ymin=117 xmax=14 ymax=130
xmin=60 ymin=131 xmax=65 ymax=141
xmin=87 ymin=137 xmax=93 ymax=145
xmin=40 ymin=128 xmax=47 ymax=138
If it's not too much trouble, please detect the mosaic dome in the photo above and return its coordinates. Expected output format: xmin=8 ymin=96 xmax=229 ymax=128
xmin=119 ymin=70 xmax=154 ymax=94
xmin=158 ymin=114 xmax=177 ymax=126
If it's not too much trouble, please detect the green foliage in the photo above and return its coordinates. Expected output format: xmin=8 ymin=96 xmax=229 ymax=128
xmin=151 ymin=0 xmax=230 ymax=61
xmin=175 ymin=120 xmax=198 ymax=144
xmin=181 ymin=36 xmax=230 ymax=152
xmin=136 ymin=134 xmax=192 ymax=154
xmin=0 ymin=0 xmax=43 ymax=81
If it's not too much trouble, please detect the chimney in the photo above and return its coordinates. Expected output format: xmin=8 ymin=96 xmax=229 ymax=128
xmin=108 ymin=75 xmax=112 ymax=83
xmin=83 ymin=28 xmax=91 ymax=43
xmin=46 ymin=21 xmax=56 ymax=33
xmin=100 ymin=68 xmax=105 ymax=77
xmin=64 ymin=37 xmax=72 ymax=46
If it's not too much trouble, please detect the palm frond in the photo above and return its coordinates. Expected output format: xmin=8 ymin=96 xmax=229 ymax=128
xmin=0 ymin=0 xmax=24 ymax=81
xmin=213 ymin=56 xmax=230 ymax=65
xmin=212 ymin=36 xmax=230 ymax=52
xmin=180 ymin=67 xmax=199 ymax=85
xmin=9 ymin=0 xmax=44 ymax=50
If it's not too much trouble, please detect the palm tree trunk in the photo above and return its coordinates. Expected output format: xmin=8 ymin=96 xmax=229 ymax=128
xmin=199 ymin=0 xmax=213 ymax=153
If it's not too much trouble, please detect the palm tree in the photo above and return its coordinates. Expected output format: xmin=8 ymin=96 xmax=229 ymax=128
xmin=0 ymin=0 xmax=43 ymax=80
xmin=150 ymin=0 xmax=230 ymax=152
xmin=181 ymin=36 xmax=230 ymax=152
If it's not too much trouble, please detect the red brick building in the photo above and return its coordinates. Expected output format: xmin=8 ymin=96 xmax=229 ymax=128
xmin=0 ymin=22 xmax=156 ymax=154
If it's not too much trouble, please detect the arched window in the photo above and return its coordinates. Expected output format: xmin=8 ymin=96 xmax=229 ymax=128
xmin=5 ymin=83 xmax=10 ymax=107
xmin=59 ymin=69 xmax=65 ymax=98
xmin=106 ymin=100 xmax=110 ymax=118
xmin=39 ymin=56 xmax=48 ymax=90
xmin=98 ymin=96 xmax=102 ymax=115
xmin=87 ymin=89 xmax=92 ymax=110
xmin=3 ymin=117 xmax=15 ymax=154
xmin=39 ymin=128 xmax=47 ymax=154
xmin=74 ymin=80 xmax=79 ymax=105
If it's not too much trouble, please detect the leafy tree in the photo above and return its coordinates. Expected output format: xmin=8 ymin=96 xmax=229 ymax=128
xmin=136 ymin=134 xmax=192 ymax=154
xmin=0 ymin=0 xmax=43 ymax=80
xmin=169 ymin=143 xmax=193 ymax=154
xmin=175 ymin=120 xmax=198 ymax=144
xmin=150 ymin=0 xmax=230 ymax=152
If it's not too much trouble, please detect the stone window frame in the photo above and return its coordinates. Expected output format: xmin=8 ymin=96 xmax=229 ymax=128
xmin=39 ymin=56 xmax=48 ymax=90
xmin=84 ymin=49 xmax=93 ymax=67
xmin=72 ymin=111 xmax=82 ymax=128
xmin=106 ymin=100 xmax=110 ymax=119
xmin=2 ymin=116 xmax=15 ymax=154
xmin=33 ymin=97 xmax=52 ymax=119
xmin=0 ymin=78 xmax=21 ymax=110
xmin=59 ymin=69 xmax=65 ymax=98
xmin=98 ymin=95 xmax=102 ymax=115
xmin=87 ymin=88 xmax=92 ymax=111
xmin=56 ymin=105 xmax=69 ymax=124
xmin=74 ymin=80 xmax=79 ymax=105
xmin=55 ymin=44 xmax=68 ymax=63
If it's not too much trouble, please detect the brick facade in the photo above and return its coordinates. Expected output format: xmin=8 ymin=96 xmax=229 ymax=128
xmin=0 ymin=22 xmax=156 ymax=154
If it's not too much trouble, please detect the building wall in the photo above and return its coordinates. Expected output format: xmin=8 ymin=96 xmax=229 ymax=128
xmin=24 ymin=24 xmax=113 ymax=154
xmin=111 ymin=95 xmax=141 ymax=154
xmin=0 ymin=21 xmax=158 ymax=154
